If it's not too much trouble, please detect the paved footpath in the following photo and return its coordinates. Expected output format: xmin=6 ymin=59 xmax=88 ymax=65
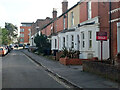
xmin=22 ymin=50 xmax=119 ymax=89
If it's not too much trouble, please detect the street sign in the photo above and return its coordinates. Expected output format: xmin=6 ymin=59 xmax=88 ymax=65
xmin=96 ymin=32 xmax=107 ymax=41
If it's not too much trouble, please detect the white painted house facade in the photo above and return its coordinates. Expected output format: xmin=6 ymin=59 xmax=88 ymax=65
xmin=51 ymin=16 xmax=110 ymax=60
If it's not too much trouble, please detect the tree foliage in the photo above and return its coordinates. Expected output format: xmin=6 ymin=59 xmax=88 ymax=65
xmin=5 ymin=23 xmax=18 ymax=41
xmin=0 ymin=23 xmax=18 ymax=45
xmin=0 ymin=27 xmax=11 ymax=45
xmin=34 ymin=33 xmax=51 ymax=54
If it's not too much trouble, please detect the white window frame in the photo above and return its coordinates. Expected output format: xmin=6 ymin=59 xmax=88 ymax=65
xmin=20 ymin=38 xmax=24 ymax=42
xmin=63 ymin=17 xmax=66 ymax=29
xmin=20 ymin=29 xmax=24 ymax=32
xmin=117 ymin=22 xmax=120 ymax=53
xmin=77 ymin=35 xmax=80 ymax=50
xmin=63 ymin=37 xmax=65 ymax=48
xmin=81 ymin=32 xmax=85 ymax=48
xmin=71 ymin=12 xmax=74 ymax=27
xmin=71 ymin=35 xmax=74 ymax=49
xmin=66 ymin=35 xmax=68 ymax=48
xmin=88 ymin=31 xmax=92 ymax=48
xmin=55 ymin=39 xmax=57 ymax=49
xmin=20 ymin=34 xmax=24 ymax=37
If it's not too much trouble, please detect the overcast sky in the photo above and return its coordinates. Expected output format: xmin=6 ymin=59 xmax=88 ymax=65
xmin=0 ymin=0 xmax=79 ymax=28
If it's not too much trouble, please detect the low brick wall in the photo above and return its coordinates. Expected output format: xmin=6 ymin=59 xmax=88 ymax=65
xmin=56 ymin=52 xmax=63 ymax=61
xmin=82 ymin=61 xmax=120 ymax=83
xmin=59 ymin=58 xmax=95 ymax=65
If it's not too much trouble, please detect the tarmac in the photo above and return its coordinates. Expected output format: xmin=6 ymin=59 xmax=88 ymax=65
xmin=22 ymin=50 xmax=120 ymax=89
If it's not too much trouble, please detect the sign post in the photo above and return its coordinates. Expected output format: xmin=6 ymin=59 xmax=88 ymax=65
xmin=96 ymin=32 xmax=107 ymax=61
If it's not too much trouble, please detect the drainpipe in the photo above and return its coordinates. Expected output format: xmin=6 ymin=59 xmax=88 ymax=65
xmin=109 ymin=0 xmax=113 ymax=64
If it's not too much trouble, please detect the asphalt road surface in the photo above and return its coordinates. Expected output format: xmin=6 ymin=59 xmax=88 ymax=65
xmin=2 ymin=50 xmax=66 ymax=88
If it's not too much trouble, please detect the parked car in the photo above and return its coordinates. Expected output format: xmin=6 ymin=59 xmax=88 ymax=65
xmin=7 ymin=46 xmax=12 ymax=52
xmin=18 ymin=44 xmax=23 ymax=50
xmin=0 ymin=47 xmax=8 ymax=56
xmin=28 ymin=46 xmax=38 ymax=52
xmin=24 ymin=45 xmax=30 ymax=49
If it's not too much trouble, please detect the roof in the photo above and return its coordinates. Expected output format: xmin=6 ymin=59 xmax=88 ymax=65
xmin=41 ymin=1 xmax=81 ymax=30
xmin=21 ymin=22 xmax=33 ymax=24
xmin=60 ymin=28 xmax=75 ymax=33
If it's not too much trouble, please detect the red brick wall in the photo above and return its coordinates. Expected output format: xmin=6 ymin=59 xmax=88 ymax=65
xmin=46 ymin=24 xmax=52 ymax=36
xmin=31 ymin=18 xmax=52 ymax=36
xmin=59 ymin=58 xmax=96 ymax=65
xmin=98 ymin=2 xmax=110 ymax=41
xmin=20 ymin=26 xmax=31 ymax=44
xmin=57 ymin=16 xmax=64 ymax=32
xmin=79 ymin=2 xmax=88 ymax=23
xmin=111 ymin=1 xmax=120 ymax=57
xmin=57 ymin=14 xmax=68 ymax=33
xmin=92 ymin=2 xmax=98 ymax=18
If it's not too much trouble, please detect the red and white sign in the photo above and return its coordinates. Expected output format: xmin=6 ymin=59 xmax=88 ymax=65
xmin=96 ymin=32 xmax=107 ymax=41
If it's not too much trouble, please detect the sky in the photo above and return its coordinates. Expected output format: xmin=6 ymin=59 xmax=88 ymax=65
xmin=0 ymin=0 xmax=79 ymax=29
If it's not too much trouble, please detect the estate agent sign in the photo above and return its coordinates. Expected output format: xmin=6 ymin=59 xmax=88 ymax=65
xmin=96 ymin=32 xmax=107 ymax=41
xmin=96 ymin=32 xmax=107 ymax=61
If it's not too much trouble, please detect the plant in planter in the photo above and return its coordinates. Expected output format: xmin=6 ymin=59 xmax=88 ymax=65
xmin=60 ymin=47 xmax=69 ymax=58
xmin=60 ymin=47 xmax=80 ymax=59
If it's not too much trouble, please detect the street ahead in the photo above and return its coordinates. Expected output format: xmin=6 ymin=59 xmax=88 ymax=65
xmin=2 ymin=50 xmax=65 ymax=88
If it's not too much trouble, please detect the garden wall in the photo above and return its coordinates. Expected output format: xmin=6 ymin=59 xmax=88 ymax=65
xmin=59 ymin=58 xmax=96 ymax=65
xmin=82 ymin=61 xmax=120 ymax=83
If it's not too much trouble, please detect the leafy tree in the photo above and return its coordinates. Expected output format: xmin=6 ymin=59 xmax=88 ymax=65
xmin=5 ymin=22 xmax=18 ymax=43
xmin=0 ymin=27 xmax=2 ymax=45
xmin=0 ymin=28 xmax=11 ymax=45
xmin=34 ymin=33 xmax=51 ymax=54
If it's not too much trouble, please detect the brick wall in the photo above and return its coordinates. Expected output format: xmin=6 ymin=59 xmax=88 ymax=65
xmin=83 ymin=61 xmax=120 ymax=82
xmin=31 ymin=18 xmax=52 ymax=36
xmin=20 ymin=26 xmax=31 ymax=44
xmin=111 ymin=1 xmax=120 ymax=58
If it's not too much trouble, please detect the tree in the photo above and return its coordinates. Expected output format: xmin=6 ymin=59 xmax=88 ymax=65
xmin=34 ymin=33 xmax=51 ymax=54
xmin=5 ymin=22 xmax=18 ymax=43
xmin=0 ymin=27 xmax=11 ymax=45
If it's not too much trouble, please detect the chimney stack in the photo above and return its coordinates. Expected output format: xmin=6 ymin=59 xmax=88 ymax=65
xmin=62 ymin=0 xmax=68 ymax=14
xmin=52 ymin=8 xmax=57 ymax=19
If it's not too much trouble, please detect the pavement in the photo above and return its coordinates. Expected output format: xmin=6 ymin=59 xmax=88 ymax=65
xmin=22 ymin=49 xmax=120 ymax=89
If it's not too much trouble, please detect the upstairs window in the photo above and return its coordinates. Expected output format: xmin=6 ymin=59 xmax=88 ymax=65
xmin=71 ymin=12 xmax=74 ymax=27
xmin=20 ymin=39 xmax=24 ymax=42
xmin=20 ymin=34 xmax=24 ymax=37
xmin=20 ymin=29 xmax=24 ymax=32
xmin=63 ymin=15 xmax=66 ymax=29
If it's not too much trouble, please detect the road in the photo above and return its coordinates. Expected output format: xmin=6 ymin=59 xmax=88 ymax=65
xmin=2 ymin=50 xmax=66 ymax=88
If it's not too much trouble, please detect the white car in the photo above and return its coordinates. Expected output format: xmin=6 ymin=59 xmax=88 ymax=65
xmin=0 ymin=46 xmax=8 ymax=56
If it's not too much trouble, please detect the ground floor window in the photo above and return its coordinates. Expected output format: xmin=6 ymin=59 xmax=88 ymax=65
xmin=55 ymin=39 xmax=57 ymax=49
xmin=117 ymin=22 xmax=120 ymax=53
xmin=63 ymin=37 xmax=65 ymax=48
xmin=71 ymin=35 xmax=74 ymax=49
xmin=88 ymin=31 xmax=92 ymax=48
xmin=81 ymin=32 xmax=85 ymax=48
xmin=77 ymin=35 xmax=80 ymax=50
